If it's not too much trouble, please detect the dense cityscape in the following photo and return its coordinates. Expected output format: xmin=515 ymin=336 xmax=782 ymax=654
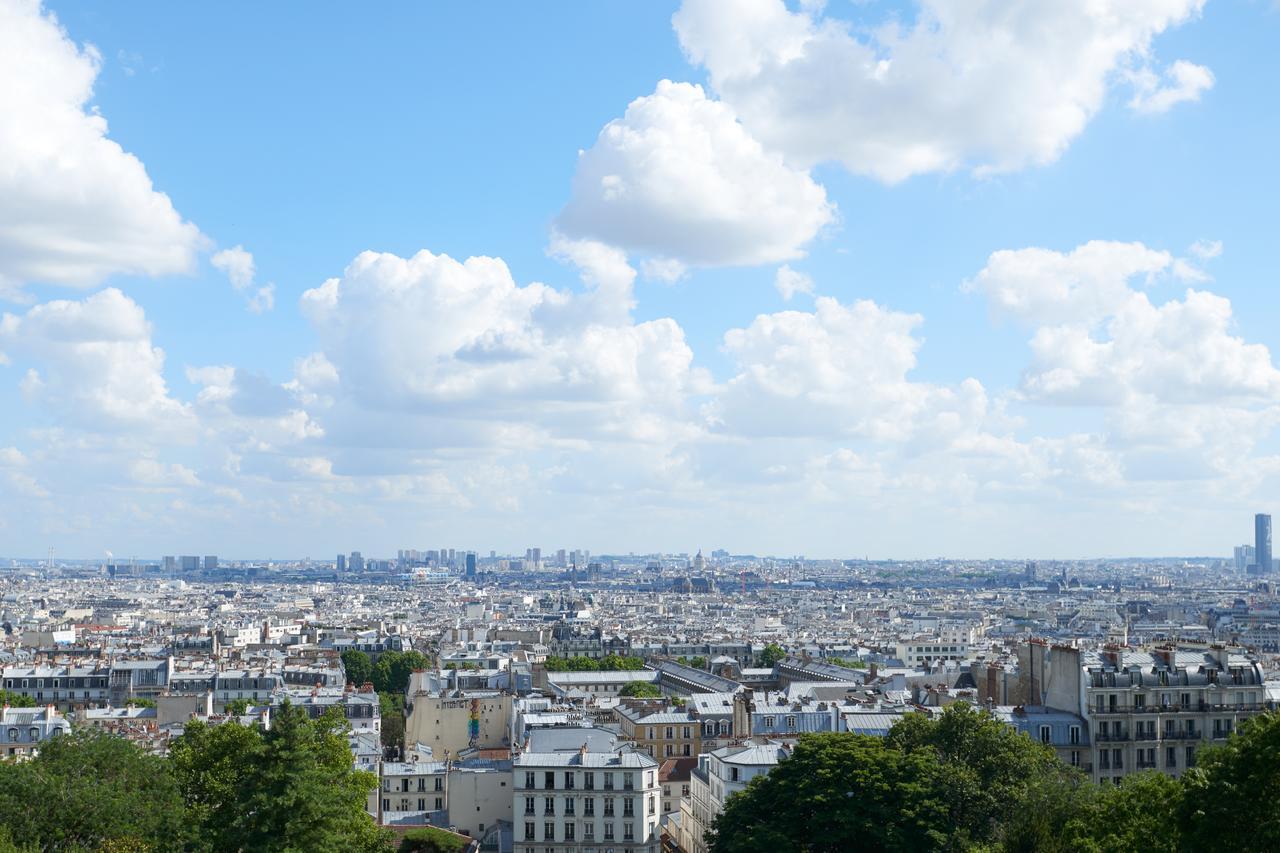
xmin=0 ymin=513 xmax=1278 ymax=849
xmin=5 ymin=0 xmax=1280 ymax=849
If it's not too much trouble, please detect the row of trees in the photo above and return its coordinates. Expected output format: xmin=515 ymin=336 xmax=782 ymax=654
xmin=340 ymin=649 xmax=431 ymax=753
xmin=0 ymin=703 xmax=387 ymax=852
xmin=340 ymin=649 xmax=430 ymax=695
xmin=542 ymin=654 xmax=645 ymax=671
xmin=710 ymin=703 xmax=1280 ymax=852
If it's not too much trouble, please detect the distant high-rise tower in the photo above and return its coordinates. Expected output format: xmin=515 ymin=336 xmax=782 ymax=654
xmin=336 ymin=553 xmax=346 ymax=573
xmin=1256 ymin=514 xmax=1272 ymax=574
xmin=465 ymin=552 xmax=477 ymax=577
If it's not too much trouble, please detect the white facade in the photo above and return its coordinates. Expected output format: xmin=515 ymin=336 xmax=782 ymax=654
xmin=513 ymin=750 xmax=661 ymax=853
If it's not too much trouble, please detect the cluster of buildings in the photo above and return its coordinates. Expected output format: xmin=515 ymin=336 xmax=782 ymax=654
xmin=4 ymin=525 xmax=1280 ymax=851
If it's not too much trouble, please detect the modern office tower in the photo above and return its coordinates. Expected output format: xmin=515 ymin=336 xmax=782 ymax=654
xmin=336 ymin=554 xmax=346 ymax=572
xmin=180 ymin=555 xmax=200 ymax=572
xmin=350 ymin=551 xmax=364 ymax=573
xmin=163 ymin=556 xmax=176 ymax=572
xmin=465 ymin=552 xmax=477 ymax=577
xmin=203 ymin=556 xmax=218 ymax=570
xmin=1255 ymin=514 xmax=1272 ymax=574
xmin=1234 ymin=545 xmax=1255 ymax=573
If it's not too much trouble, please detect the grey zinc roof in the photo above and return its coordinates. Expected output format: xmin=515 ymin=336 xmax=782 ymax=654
xmin=514 ymin=751 xmax=658 ymax=769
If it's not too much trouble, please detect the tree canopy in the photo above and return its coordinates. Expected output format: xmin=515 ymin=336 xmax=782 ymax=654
xmin=0 ymin=729 xmax=188 ymax=852
xmin=170 ymin=702 xmax=388 ymax=852
xmin=757 ymin=643 xmax=786 ymax=667
xmin=619 ymin=681 xmax=662 ymax=698
xmin=543 ymin=654 xmax=645 ymax=672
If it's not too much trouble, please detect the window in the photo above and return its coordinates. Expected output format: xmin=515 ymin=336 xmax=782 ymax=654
xmin=584 ymin=798 xmax=595 ymax=817
xmin=525 ymin=771 xmax=536 ymax=789
xmin=524 ymin=822 xmax=535 ymax=841
xmin=604 ymin=797 xmax=615 ymax=817
xmin=565 ymin=772 xmax=575 ymax=789
xmin=565 ymin=824 xmax=575 ymax=841
xmin=565 ymin=798 xmax=575 ymax=816
xmin=544 ymin=822 xmax=555 ymax=842
xmin=665 ymin=727 xmax=673 ymax=739
xmin=584 ymin=823 xmax=594 ymax=839
xmin=584 ymin=771 xmax=594 ymax=790
xmin=544 ymin=796 xmax=554 ymax=815
xmin=525 ymin=797 xmax=536 ymax=815
xmin=786 ymin=715 xmax=797 ymax=730
xmin=624 ymin=799 xmax=635 ymax=817
xmin=1039 ymin=725 xmax=1051 ymax=744
xmin=1167 ymin=747 xmax=1177 ymax=768
xmin=1070 ymin=751 xmax=1080 ymax=767
xmin=1069 ymin=726 xmax=1080 ymax=745
xmin=763 ymin=716 xmax=775 ymax=728
xmin=731 ymin=767 xmax=740 ymax=782
xmin=649 ymin=795 xmax=657 ymax=815
xmin=544 ymin=771 xmax=555 ymax=789
xmin=434 ymin=777 xmax=443 ymax=791
xmin=434 ymin=797 xmax=443 ymax=810
xmin=604 ymin=772 xmax=614 ymax=790
xmin=624 ymin=773 xmax=634 ymax=791
xmin=418 ymin=798 xmax=425 ymax=811
xmin=382 ymin=799 xmax=390 ymax=811
xmin=683 ymin=726 xmax=691 ymax=738
xmin=624 ymin=823 xmax=635 ymax=841
xmin=604 ymin=823 xmax=615 ymax=840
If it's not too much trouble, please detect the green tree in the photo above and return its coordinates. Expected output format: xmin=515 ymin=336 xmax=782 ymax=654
xmin=0 ymin=690 xmax=35 ymax=708
xmin=757 ymin=643 xmax=786 ymax=667
xmin=1181 ymin=711 xmax=1280 ymax=852
xmin=619 ymin=681 xmax=662 ymax=698
xmin=380 ymin=692 xmax=406 ymax=751
xmin=0 ymin=729 xmax=188 ymax=852
xmin=223 ymin=697 xmax=251 ymax=716
xmin=690 ymin=656 xmax=707 ymax=669
xmin=709 ymin=732 xmax=951 ymax=852
xmin=373 ymin=650 xmax=430 ymax=694
xmin=169 ymin=717 xmax=263 ymax=839
xmin=886 ymin=703 xmax=1065 ymax=846
xmin=342 ymin=649 xmax=374 ymax=687
xmin=170 ymin=704 xmax=389 ymax=852
xmin=398 ymin=825 xmax=469 ymax=851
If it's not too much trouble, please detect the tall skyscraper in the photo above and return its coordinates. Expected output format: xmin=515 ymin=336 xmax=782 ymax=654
xmin=1256 ymin=514 xmax=1272 ymax=574
xmin=336 ymin=553 xmax=346 ymax=573
xmin=465 ymin=552 xmax=477 ymax=577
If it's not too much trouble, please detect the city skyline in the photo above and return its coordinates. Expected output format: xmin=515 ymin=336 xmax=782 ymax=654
xmin=3 ymin=1 xmax=1280 ymax=558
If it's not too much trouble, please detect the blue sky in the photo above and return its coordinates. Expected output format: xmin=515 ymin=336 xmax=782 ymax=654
xmin=1 ymin=0 xmax=1279 ymax=559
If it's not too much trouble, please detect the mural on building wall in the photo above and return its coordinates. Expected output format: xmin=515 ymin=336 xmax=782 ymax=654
xmin=468 ymin=698 xmax=480 ymax=746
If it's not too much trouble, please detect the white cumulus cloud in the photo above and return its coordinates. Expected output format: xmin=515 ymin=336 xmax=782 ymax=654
xmin=674 ymin=0 xmax=1209 ymax=182
xmin=0 ymin=0 xmax=203 ymax=296
xmin=556 ymin=80 xmax=834 ymax=268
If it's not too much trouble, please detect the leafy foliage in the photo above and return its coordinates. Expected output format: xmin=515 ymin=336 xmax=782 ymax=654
xmin=0 ymin=729 xmax=188 ymax=852
xmin=1181 ymin=711 xmax=1280 ymax=852
xmin=170 ymin=703 xmax=389 ymax=852
xmin=372 ymin=650 xmax=430 ymax=694
xmin=342 ymin=649 xmax=374 ymax=687
xmin=397 ymin=825 xmax=469 ymax=851
xmin=543 ymin=654 xmax=645 ymax=672
xmin=619 ymin=681 xmax=662 ymax=698
xmin=0 ymin=690 xmax=35 ymax=708
xmin=757 ymin=643 xmax=786 ymax=667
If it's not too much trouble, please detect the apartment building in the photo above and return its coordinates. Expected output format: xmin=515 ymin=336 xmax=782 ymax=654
xmin=404 ymin=681 xmax=511 ymax=758
xmin=1018 ymin=641 xmax=1273 ymax=783
xmin=675 ymin=744 xmax=788 ymax=853
xmin=1 ymin=664 xmax=110 ymax=708
xmin=513 ymin=747 xmax=661 ymax=853
xmin=0 ymin=705 xmax=71 ymax=758
xmin=615 ymin=702 xmax=703 ymax=760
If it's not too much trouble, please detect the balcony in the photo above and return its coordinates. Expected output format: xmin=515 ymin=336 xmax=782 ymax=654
xmin=1094 ymin=733 xmax=1130 ymax=742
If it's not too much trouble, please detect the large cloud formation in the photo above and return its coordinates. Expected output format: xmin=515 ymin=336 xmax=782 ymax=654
xmin=674 ymin=0 xmax=1210 ymax=182
xmin=0 ymin=0 xmax=203 ymax=298
xmin=556 ymin=80 xmax=834 ymax=269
